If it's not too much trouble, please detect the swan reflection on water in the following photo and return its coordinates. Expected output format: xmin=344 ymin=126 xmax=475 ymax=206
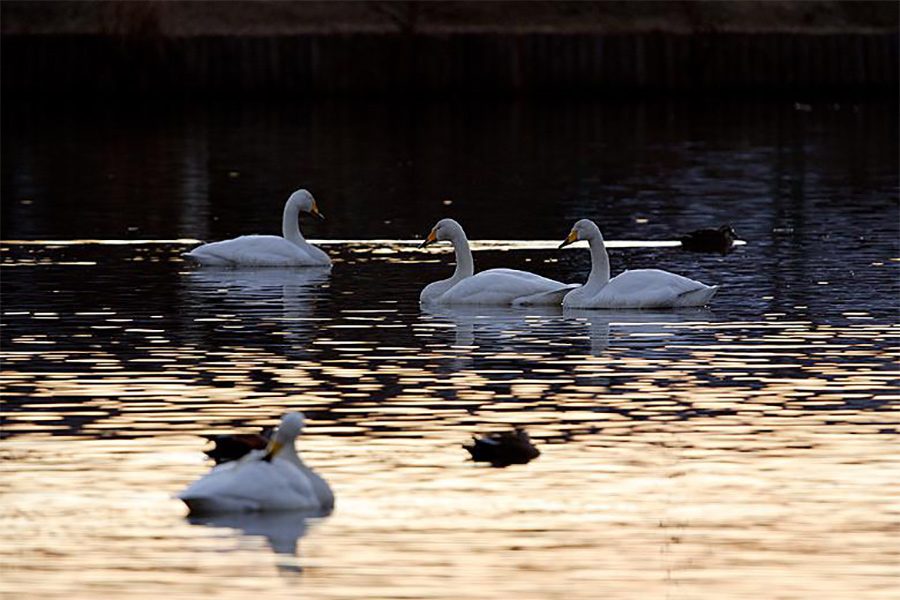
xmin=187 ymin=509 xmax=330 ymax=557
xmin=180 ymin=267 xmax=332 ymax=346
xmin=422 ymin=305 xmax=713 ymax=354
xmin=183 ymin=266 xmax=332 ymax=305
xmin=563 ymin=308 xmax=714 ymax=354
xmin=421 ymin=304 xmax=564 ymax=348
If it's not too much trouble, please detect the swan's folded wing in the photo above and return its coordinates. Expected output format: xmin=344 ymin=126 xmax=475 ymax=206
xmin=179 ymin=464 xmax=263 ymax=510
xmin=301 ymin=467 xmax=335 ymax=511
xmin=600 ymin=269 xmax=714 ymax=308
xmin=178 ymin=454 xmax=302 ymax=513
xmin=439 ymin=269 xmax=573 ymax=306
xmin=185 ymin=236 xmax=309 ymax=267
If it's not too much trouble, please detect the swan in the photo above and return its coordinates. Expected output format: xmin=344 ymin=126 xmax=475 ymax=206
xmin=559 ymin=219 xmax=718 ymax=309
xmin=419 ymin=218 xmax=576 ymax=306
xmin=178 ymin=412 xmax=334 ymax=515
xmin=184 ymin=189 xmax=331 ymax=267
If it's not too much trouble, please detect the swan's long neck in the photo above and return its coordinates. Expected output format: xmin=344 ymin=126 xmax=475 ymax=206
xmin=584 ymin=234 xmax=611 ymax=291
xmin=282 ymin=202 xmax=305 ymax=245
xmin=279 ymin=438 xmax=304 ymax=467
xmin=449 ymin=231 xmax=475 ymax=282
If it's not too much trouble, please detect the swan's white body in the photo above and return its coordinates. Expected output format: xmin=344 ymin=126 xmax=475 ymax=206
xmin=560 ymin=219 xmax=718 ymax=309
xmin=419 ymin=219 xmax=576 ymax=306
xmin=185 ymin=190 xmax=331 ymax=267
xmin=178 ymin=413 xmax=334 ymax=515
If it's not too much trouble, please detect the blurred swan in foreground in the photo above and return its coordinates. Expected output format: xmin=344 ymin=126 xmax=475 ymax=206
xmin=559 ymin=219 xmax=718 ymax=309
xmin=178 ymin=412 xmax=334 ymax=515
xmin=419 ymin=218 xmax=575 ymax=306
xmin=185 ymin=189 xmax=331 ymax=267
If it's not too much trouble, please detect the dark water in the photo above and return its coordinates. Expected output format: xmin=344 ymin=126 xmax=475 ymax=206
xmin=2 ymin=99 xmax=898 ymax=599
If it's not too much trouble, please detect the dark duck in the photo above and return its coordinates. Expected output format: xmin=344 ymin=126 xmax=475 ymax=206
xmin=680 ymin=225 xmax=737 ymax=254
xmin=203 ymin=426 xmax=274 ymax=464
xmin=464 ymin=428 xmax=540 ymax=467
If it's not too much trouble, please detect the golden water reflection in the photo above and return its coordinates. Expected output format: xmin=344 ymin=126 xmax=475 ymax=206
xmin=1 ymin=242 xmax=898 ymax=599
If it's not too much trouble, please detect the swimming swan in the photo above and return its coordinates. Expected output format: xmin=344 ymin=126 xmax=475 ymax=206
xmin=178 ymin=412 xmax=334 ymax=515
xmin=185 ymin=189 xmax=331 ymax=267
xmin=418 ymin=219 xmax=576 ymax=306
xmin=559 ymin=219 xmax=718 ymax=309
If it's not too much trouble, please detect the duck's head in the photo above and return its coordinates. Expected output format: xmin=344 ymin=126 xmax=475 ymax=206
xmin=559 ymin=219 xmax=602 ymax=248
xmin=263 ymin=412 xmax=305 ymax=461
xmin=718 ymin=225 xmax=737 ymax=241
xmin=287 ymin=189 xmax=325 ymax=220
xmin=419 ymin=218 xmax=464 ymax=248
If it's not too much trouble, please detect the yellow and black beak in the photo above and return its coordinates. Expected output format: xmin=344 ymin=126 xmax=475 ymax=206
xmin=310 ymin=200 xmax=325 ymax=220
xmin=418 ymin=229 xmax=438 ymax=249
xmin=262 ymin=439 xmax=284 ymax=462
xmin=558 ymin=230 xmax=579 ymax=249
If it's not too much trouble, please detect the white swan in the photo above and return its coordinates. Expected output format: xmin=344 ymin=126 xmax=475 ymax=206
xmin=185 ymin=189 xmax=331 ymax=267
xmin=559 ymin=219 xmax=718 ymax=309
xmin=178 ymin=412 xmax=334 ymax=515
xmin=419 ymin=218 xmax=576 ymax=306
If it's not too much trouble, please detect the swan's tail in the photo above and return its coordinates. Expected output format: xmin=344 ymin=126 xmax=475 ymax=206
xmin=179 ymin=495 xmax=260 ymax=515
xmin=512 ymin=284 xmax=580 ymax=307
xmin=677 ymin=285 xmax=718 ymax=307
xmin=182 ymin=250 xmax=235 ymax=267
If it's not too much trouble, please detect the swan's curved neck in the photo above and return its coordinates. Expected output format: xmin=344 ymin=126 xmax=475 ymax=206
xmin=449 ymin=232 xmax=475 ymax=281
xmin=279 ymin=439 xmax=303 ymax=467
xmin=585 ymin=234 xmax=611 ymax=291
xmin=282 ymin=202 xmax=305 ymax=245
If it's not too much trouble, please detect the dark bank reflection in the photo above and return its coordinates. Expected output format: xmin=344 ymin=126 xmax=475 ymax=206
xmin=3 ymin=99 xmax=897 ymax=245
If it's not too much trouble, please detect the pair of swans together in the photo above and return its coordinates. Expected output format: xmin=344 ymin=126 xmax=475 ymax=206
xmin=185 ymin=189 xmax=718 ymax=309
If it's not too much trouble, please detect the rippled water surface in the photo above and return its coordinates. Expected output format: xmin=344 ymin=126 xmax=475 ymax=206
xmin=2 ymin=99 xmax=899 ymax=599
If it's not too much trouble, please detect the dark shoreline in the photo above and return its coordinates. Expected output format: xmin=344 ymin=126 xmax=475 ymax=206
xmin=3 ymin=32 xmax=897 ymax=98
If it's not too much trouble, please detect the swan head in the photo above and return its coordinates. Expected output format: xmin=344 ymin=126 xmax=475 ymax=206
xmin=287 ymin=189 xmax=325 ymax=220
xmin=559 ymin=219 xmax=602 ymax=248
xmin=419 ymin=218 xmax=464 ymax=248
xmin=262 ymin=412 xmax=305 ymax=461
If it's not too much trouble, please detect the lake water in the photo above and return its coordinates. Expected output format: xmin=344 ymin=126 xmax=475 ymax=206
xmin=2 ymin=99 xmax=898 ymax=599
